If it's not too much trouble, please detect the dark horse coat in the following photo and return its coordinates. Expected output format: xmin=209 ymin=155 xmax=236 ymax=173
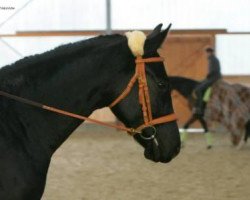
xmin=0 ymin=24 xmax=180 ymax=199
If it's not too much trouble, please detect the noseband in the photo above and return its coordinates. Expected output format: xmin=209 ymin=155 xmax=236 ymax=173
xmin=109 ymin=56 xmax=177 ymax=139
xmin=0 ymin=56 xmax=176 ymax=143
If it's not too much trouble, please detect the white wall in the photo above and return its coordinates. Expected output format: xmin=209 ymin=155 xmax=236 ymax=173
xmin=216 ymin=34 xmax=250 ymax=75
xmin=0 ymin=0 xmax=106 ymax=33
xmin=1 ymin=0 xmax=250 ymax=33
xmin=112 ymin=0 xmax=250 ymax=32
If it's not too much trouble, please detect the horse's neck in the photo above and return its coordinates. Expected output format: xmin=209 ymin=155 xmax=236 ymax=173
xmin=169 ymin=76 xmax=198 ymax=98
xmin=0 ymin=37 xmax=127 ymax=156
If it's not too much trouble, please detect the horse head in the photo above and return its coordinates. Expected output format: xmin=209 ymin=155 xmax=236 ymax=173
xmin=108 ymin=24 xmax=180 ymax=163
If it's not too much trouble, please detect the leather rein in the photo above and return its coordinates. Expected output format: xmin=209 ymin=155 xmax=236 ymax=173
xmin=0 ymin=56 xmax=176 ymax=140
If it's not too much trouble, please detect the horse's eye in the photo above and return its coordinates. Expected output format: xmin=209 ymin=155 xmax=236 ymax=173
xmin=157 ymin=80 xmax=170 ymax=91
xmin=157 ymin=81 xmax=167 ymax=88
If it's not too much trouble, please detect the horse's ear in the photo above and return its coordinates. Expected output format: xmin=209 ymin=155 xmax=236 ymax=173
xmin=144 ymin=23 xmax=171 ymax=55
xmin=147 ymin=23 xmax=163 ymax=39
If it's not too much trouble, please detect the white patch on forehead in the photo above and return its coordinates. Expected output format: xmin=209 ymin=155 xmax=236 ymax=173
xmin=125 ymin=31 xmax=146 ymax=56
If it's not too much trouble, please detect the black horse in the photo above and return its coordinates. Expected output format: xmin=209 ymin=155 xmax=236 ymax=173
xmin=0 ymin=24 xmax=180 ymax=199
xmin=169 ymin=76 xmax=250 ymax=148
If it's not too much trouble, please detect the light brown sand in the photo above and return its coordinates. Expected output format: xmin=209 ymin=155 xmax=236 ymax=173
xmin=42 ymin=125 xmax=250 ymax=200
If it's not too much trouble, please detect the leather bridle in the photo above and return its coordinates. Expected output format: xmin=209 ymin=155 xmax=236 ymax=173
xmin=110 ymin=56 xmax=177 ymax=139
xmin=0 ymin=56 xmax=177 ymax=142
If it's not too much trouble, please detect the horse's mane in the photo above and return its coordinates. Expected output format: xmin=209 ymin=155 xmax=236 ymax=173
xmin=0 ymin=34 xmax=124 ymax=75
xmin=0 ymin=34 xmax=127 ymax=92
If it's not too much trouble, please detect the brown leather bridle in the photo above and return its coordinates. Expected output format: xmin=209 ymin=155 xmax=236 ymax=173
xmin=109 ymin=56 xmax=177 ymax=137
xmin=0 ymin=56 xmax=176 ymax=141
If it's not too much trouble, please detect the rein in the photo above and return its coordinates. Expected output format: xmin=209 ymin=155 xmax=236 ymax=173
xmin=0 ymin=56 xmax=176 ymax=139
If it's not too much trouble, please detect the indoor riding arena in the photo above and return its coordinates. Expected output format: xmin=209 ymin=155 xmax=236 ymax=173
xmin=0 ymin=1 xmax=250 ymax=200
